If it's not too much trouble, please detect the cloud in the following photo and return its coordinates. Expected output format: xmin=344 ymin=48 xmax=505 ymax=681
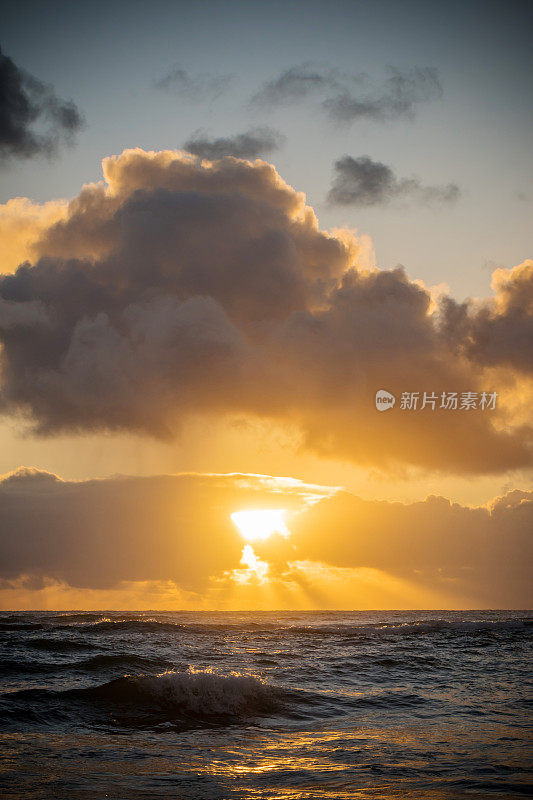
xmin=440 ymin=260 xmax=533 ymax=376
xmin=289 ymin=486 xmax=533 ymax=608
xmin=251 ymin=64 xmax=442 ymax=124
xmin=0 ymin=44 xmax=83 ymax=162
xmin=323 ymin=66 xmax=442 ymax=124
xmin=183 ymin=127 xmax=285 ymax=160
xmin=328 ymin=156 xmax=460 ymax=207
xmin=0 ymin=197 xmax=68 ymax=273
xmin=0 ymin=468 xmax=530 ymax=608
xmin=273 ymin=266 xmax=531 ymax=473
xmin=155 ymin=66 xmax=231 ymax=101
xmin=0 ymin=296 xmax=50 ymax=329
xmin=0 ymin=148 xmax=531 ymax=474
xmin=250 ymin=63 xmax=336 ymax=108
xmin=0 ymin=469 xmax=324 ymax=592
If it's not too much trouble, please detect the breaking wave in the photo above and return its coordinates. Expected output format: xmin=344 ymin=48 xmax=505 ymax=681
xmin=82 ymin=669 xmax=288 ymax=718
xmin=0 ymin=670 xmax=311 ymax=729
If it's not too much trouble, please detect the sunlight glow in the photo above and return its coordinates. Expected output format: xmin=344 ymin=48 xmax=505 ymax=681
xmin=230 ymin=509 xmax=289 ymax=541
xmin=239 ymin=544 xmax=269 ymax=582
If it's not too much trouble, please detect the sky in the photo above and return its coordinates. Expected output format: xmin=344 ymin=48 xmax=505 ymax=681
xmin=0 ymin=0 xmax=531 ymax=609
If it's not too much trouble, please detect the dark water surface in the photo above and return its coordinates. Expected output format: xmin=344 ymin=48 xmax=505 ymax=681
xmin=0 ymin=610 xmax=531 ymax=799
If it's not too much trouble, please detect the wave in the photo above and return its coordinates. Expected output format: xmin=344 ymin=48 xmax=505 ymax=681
xmin=0 ymin=671 xmax=432 ymax=732
xmin=368 ymin=619 xmax=532 ymax=635
xmin=54 ymin=619 xmax=188 ymax=634
xmin=82 ymin=669 xmax=288 ymax=718
xmin=0 ymin=652 xmax=173 ymax=677
xmin=287 ymin=619 xmax=533 ymax=638
xmin=50 ymin=618 xmax=297 ymax=635
xmin=12 ymin=616 xmax=530 ymax=640
xmin=47 ymin=613 xmax=112 ymax=624
xmin=73 ymin=653 xmax=174 ymax=673
xmin=0 ymin=669 xmax=303 ymax=728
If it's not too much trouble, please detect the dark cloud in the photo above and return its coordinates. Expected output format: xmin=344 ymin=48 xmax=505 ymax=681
xmin=183 ymin=127 xmax=285 ymax=160
xmin=323 ymin=67 xmax=442 ymax=124
xmin=250 ymin=63 xmax=336 ymax=108
xmin=0 ymin=469 xmax=318 ymax=592
xmin=0 ymin=149 xmax=531 ymax=474
xmin=0 ymin=150 xmax=349 ymax=439
xmin=440 ymin=260 xmax=533 ymax=375
xmin=0 ymin=468 xmax=531 ymax=607
xmin=155 ymin=66 xmax=231 ymax=101
xmin=272 ymin=265 xmax=531 ymax=474
xmin=0 ymin=44 xmax=83 ymax=162
xmin=328 ymin=155 xmax=460 ymax=207
xmin=0 ymin=470 xmax=248 ymax=591
xmin=251 ymin=64 xmax=442 ymax=124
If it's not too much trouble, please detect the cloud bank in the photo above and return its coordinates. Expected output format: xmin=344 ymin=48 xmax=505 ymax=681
xmin=0 ymin=45 xmax=83 ymax=162
xmin=328 ymin=156 xmax=460 ymax=207
xmin=0 ymin=149 xmax=531 ymax=474
xmin=0 ymin=469 xmax=530 ymax=609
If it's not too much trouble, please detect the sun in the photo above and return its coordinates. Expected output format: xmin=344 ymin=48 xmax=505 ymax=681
xmin=230 ymin=509 xmax=289 ymax=541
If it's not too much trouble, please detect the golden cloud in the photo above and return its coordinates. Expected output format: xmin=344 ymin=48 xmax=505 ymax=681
xmin=0 ymin=469 xmax=531 ymax=609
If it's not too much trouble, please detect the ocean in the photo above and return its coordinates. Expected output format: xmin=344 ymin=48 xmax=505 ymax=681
xmin=0 ymin=610 xmax=531 ymax=799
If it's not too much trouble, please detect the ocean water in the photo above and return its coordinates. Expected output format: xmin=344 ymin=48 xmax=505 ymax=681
xmin=0 ymin=611 xmax=531 ymax=799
